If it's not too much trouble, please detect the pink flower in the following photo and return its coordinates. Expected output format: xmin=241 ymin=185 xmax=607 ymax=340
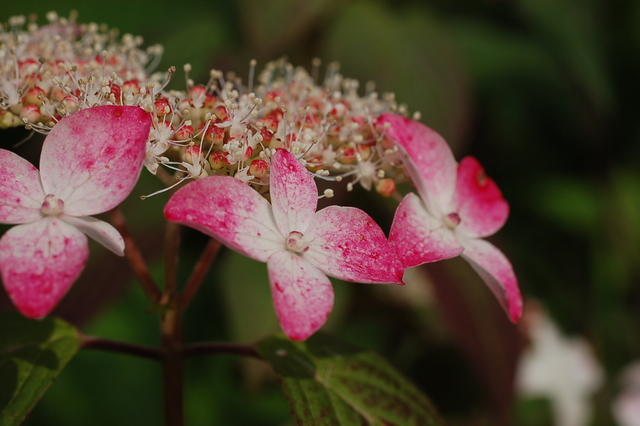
xmin=0 ymin=106 xmax=152 ymax=318
xmin=380 ymin=113 xmax=522 ymax=322
xmin=164 ymin=149 xmax=404 ymax=340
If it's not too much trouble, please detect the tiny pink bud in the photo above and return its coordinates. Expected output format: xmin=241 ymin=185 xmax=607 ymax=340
xmin=375 ymin=178 xmax=396 ymax=197
xmin=182 ymin=145 xmax=202 ymax=164
xmin=200 ymin=123 xmax=224 ymax=146
xmin=249 ymin=159 xmax=268 ymax=178
xmin=174 ymin=125 xmax=194 ymax=141
xmin=209 ymin=150 xmax=230 ymax=170
xmin=244 ymin=146 xmax=253 ymax=161
xmin=23 ymin=87 xmax=46 ymax=106
xmin=122 ymin=80 xmax=140 ymax=95
xmin=337 ymin=146 xmax=356 ymax=165
xmin=213 ymin=105 xmax=228 ymax=121
xmin=155 ymin=98 xmax=171 ymax=117
xmin=60 ymin=96 xmax=79 ymax=114
xmin=260 ymin=128 xmax=274 ymax=146
xmin=20 ymin=104 xmax=40 ymax=122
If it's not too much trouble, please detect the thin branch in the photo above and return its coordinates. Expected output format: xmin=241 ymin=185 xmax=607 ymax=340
xmin=179 ymin=238 xmax=222 ymax=310
xmin=185 ymin=342 xmax=261 ymax=359
xmin=109 ymin=208 xmax=162 ymax=304
xmin=81 ymin=335 xmax=161 ymax=360
xmin=161 ymin=220 xmax=184 ymax=426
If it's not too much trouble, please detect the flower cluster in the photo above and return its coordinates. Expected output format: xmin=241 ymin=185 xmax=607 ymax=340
xmin=1 ymin=12 xmax=408 ymax=198
xmin=0 ymin=12 xmax=163 ymax=130
xmin=0 ymin=12 xmax=523 ymax=340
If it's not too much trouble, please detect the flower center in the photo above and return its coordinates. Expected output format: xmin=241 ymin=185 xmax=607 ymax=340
xmin=41 ymin=194 xmax=65 ymax=216
xmin=285 ymin=231 xmax=309 ymax=253
xmin=443 ymin=212 xmax=461 ymax=229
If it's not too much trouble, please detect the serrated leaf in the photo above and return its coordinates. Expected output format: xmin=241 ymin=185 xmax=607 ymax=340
xmin=0 ymin=312 xmax=80 ymax=426
xmin=258 ymin=333 xmax=444 ymax=425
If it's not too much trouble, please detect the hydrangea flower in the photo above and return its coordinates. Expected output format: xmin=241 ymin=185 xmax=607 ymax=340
xmin=379 ymin=113 xmax=522 ymax=322
xmin=613 ymin=361 xmax=640 ymax=426
xmin=0 ymin=105 xmax=151 ymax=318
xmin=164 ymin=149 xmax=404 ymax=340
xmin=516 ymin=305 xmax=603 ymax=426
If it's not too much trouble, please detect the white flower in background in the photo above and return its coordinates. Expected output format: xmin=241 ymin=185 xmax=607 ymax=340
xmin=613 ymin=361 xmax=640 ymax=426
xmin=515 ymin=305 xmax=604 ymax=426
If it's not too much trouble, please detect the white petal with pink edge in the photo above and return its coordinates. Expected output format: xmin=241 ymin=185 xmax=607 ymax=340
xmin=39 ymin=106 xmax=151 ymax=217
xmin=0 ymin=217 xmax=89 ymax=318
xmin=389 ymin=193 xmax=463 ymax=268
xmin=379 ymin=113 xmax=457 ymax=216
xmin=459 ymin=236 xmax=522 ymax=322
xmin=305 ymin=206 xmax=404 ymax=284
xmin=267 ymin=250 xmax=334 ymax=341
xmin=453 ymin=157 xmax=509 ymax=238
xmin=164 ymin=176 xmax=282 ymax=262
xmin=0 ymin=149 xmax=45 ymax=224
xmin=269 ymin=149 xmax=317 ymax=236
xmin=60 ymin=215 xmax=124 ymax=256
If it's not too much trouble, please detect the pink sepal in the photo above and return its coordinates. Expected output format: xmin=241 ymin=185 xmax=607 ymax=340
xmin=306 ymin=206 xmax=404 ymax=284
xmin=389 ymin=193 xmax=464 ymax=268
xmin=454 ymin=157 xmax=509 ymax=238
xmin=40 ymin=106 xmax=151 ymax=217
xmin=459 ymin=237 xmax=523 ymax=322
xmin=269 ymin=149 xmax=317 ymax=236
xmin=164 ymin=176 xmax=282 ymax=262
xmin=0 ymin=149 xmax=45 ymax=224
xmin=379 ymin=113 xmax=457 ymax=217
xmin=267 ymin=250 xmax=334 ymax=341
xmin=60 ymin=215 xmax=125 ymax=255
xmin=0 ymin=218 xmax=88 ymax=318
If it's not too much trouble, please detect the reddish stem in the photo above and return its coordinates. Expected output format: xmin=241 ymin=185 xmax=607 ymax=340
xmin=109 ymin=208 xmax=162 ymax=304
xmin=179 ymin=238 xmax=222 ymax=310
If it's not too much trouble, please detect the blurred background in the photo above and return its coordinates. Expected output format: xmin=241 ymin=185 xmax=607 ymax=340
xmin=2 ymin=0 xmax=640 ymax=424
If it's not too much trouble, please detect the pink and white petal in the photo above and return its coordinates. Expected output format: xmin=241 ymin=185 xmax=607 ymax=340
xmin=60 ymin=215 xmax=124 ymax=256
xmin=164 ymin=176 xmax=282 ymax=262
xmin=379 ymin=113 xmax=457 ymax=216
xmin=267 ymin=250 xmax=334 ymax=341
xmin=459 ymin=237 xmax=522 ymax=323
xmin=304 ymin=206 xmax=404 ymax=284
xmin=0 ymin=149 xmax=45 ymax=223
xmin=454 ymin=157 xmax=509 ymax=238
xmin=0 ymin=218 xmax=89 ymax=318
xmin=389 ymin=193 xmax=463 ymax=268
xmin=40 ymin=106 xmax=151 ymax=216
xmin=269 ymin=149 xmax=318 ymax=236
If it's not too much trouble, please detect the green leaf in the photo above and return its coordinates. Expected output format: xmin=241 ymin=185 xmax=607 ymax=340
xmin=258 ymin=333 xmax=444 ymax=425
xmin=0 ymin=312 xmax=81 ymax=426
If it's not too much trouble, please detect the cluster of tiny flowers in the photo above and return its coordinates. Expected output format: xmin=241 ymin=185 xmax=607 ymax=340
xmin=146 ymin=58 xmax=416 ymax=198
xmin=1 ymin=13 xmax=417 ymax=198
xmin=0 ymin=12 xmax=164 ymax=130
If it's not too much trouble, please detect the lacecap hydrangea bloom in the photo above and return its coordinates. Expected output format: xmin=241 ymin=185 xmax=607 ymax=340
xmin=1 ymin=12 xmax=522 ymax=333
